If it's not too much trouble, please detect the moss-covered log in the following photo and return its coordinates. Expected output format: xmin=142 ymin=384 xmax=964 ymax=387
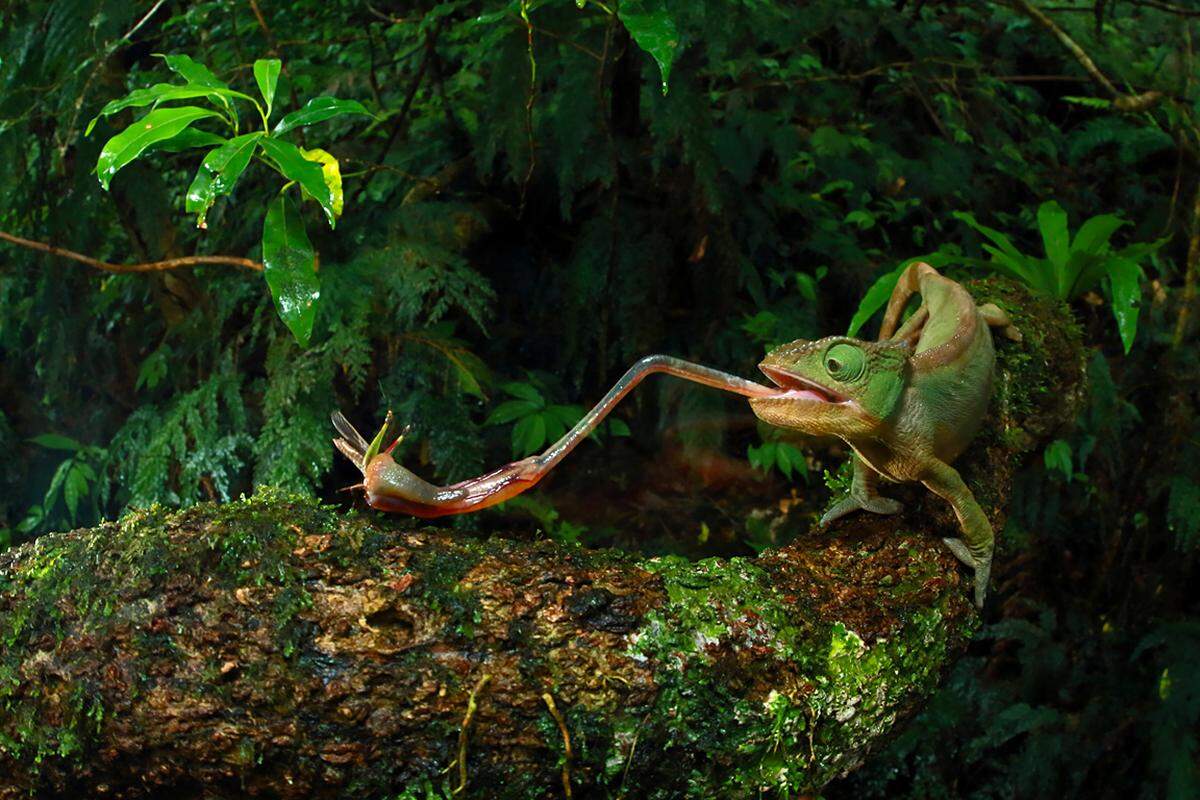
xmin=0 ymin=280 xmax=1082 ymax=799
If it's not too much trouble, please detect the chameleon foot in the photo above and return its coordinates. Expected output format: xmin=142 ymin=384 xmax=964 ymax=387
xmin=942 ymin=537 xmax=992 ymax=608
xmin=819 ymin=493 xmax=903 ymax=527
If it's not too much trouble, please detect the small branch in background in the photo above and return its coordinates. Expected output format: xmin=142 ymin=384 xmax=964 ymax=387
xmin=1129 ymin=0 xmax=1200 ymax=17
xmin=1173 ymin=182 xmax=1200 ymax=347
xmin=454 ymin=674 xmax=492 ymax=796
xmin=0 ymin=230 xmax=262 ymax=273
xmin=1010 ymin=0 xmax=1164 ymax=110
xmin=518 ymin=0 xmax=539 ymax=218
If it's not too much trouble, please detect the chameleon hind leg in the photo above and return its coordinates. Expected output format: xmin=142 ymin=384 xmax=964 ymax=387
xmin=820 ymin=455 xmax=903 ymax=526
xmin=921 ymin=459 xmax=994 ymax=608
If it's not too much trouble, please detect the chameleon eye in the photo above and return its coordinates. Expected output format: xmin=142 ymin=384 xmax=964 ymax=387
xmin=824 ymin=343 xmax=866 ymax=382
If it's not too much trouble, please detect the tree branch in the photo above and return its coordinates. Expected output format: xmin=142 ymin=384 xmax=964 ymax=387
xmin=1009 ymin=0 xmax=1164 ymax=110
xmin=0 ymin=230 xmax=262 ymax=273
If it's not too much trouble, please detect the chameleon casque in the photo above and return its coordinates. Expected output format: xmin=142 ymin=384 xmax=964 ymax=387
xmin=333 ymin=262 xmax=1017 ymax=607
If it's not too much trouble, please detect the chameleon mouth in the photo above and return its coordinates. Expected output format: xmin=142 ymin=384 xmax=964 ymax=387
xmin=758 ymin=364 xmax=847 ymax=403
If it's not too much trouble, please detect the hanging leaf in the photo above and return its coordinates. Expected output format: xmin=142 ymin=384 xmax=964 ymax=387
xmin=185 ymin=133 xmax=262 ymax=227
xmin=96 ymin=106 xmax=221 ymax=189
xmin=1106 ymin=256 xmax=1142 ymax=354
xmin=259 ymin=137 xmax=338 ymax=226
xmin=254 ymin=58 xmax=282 ymax=118
xmin=262 ymin=194 xmax=319 ymax=346
xmin=300 ymin=147 xmax=344 ymax=218
xmin=273 ymin=97 xmax=373 ymax=136
xmin=618 ymin=0 xmax=679 ymax=94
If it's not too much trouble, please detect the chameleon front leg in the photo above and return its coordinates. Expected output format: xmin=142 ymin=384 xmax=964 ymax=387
xmin=920 ymin=458 xmax=994 ymax=608
xmin=335 ymin=355 xmax=781 ymax=518
xmin=819 ymin=455 xmax=903 ymax=526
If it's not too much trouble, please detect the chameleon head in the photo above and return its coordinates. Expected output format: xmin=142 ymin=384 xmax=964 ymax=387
xmin=748 ymin=336 xmax=910 ymax=438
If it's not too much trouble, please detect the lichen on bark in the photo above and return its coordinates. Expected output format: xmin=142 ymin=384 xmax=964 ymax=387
xmin=0 ymin=279 xmax=1082 ymax=799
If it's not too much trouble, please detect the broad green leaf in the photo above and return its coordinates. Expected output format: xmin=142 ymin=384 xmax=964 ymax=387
xmin=86 ymin=84 xmax=231 ymax=136
xmin=485 ymin=399 xmax=540 ymax=425
xmin=262 ymin=194 xmax=319 ymax=346
xmin=300 ymin=147 xmax=344 ymax=218
xmin=96 ymin=106 xmax=221 ymax=189
xmin=259 ymin=137 xmax=337 ymax=226
xmin=157 ymin=54 xmax=228 ymax=89
xmin=1107 ymin=256 xmax=1142 ymax=354
xmin=618 ymin=0 xmax=679 ymax=94
xmin=254 ymin=58 xmax=281 ymax=117
xmin=1071 ymin=214 xmax=1126 ymax=255
xmin=1037 ymin=201 xmax=1071 ymax=295
xmin=273 ymin=96 xmax=373 ymax=135
xmin=30 ymin=433 xmax=82 ymax=451
xmin=512 ymin=413 xmax=547 ymax=457
xmin=185 ymin=132 xmax=262 ymax=227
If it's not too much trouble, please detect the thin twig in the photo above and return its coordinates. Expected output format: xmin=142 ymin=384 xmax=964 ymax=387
xmin=454 ymin=674 xmax=492 ymax=796
xmin=518 ymin=0 xmax=539 ymax=218
xmin=541 ymin=693 xmax=573 ymax=799
xmin=0 ymin=230 xmax=262 ymax=273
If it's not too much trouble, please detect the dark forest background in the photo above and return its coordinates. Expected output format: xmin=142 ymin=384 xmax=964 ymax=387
xmin=1 ymin=1 xmax=1198 ymax=797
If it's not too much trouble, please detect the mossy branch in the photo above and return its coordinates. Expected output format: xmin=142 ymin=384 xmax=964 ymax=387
xmin=0 ymin=279 xmax=1083 ymax=799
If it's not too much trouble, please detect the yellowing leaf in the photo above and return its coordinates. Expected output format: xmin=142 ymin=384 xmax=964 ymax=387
xmin=300 ymin=147 xmax=343 ymax=219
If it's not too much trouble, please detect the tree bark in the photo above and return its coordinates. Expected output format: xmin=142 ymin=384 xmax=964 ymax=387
xmin=0 ymin=279 xmax=1083 ymax=799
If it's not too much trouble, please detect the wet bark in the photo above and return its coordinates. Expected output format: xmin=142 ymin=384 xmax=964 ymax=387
xmin=0 ymin=279 xmax=1083 ymax=799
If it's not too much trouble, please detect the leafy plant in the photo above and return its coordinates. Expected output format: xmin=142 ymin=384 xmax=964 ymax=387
xmin=747 ymin=438 xmax=809 ymax=482
xmin=953 ymin=202 xmax=1165 ymax=352
xmin=485 ymin=376 xmax=629 ymax=458
xmin=88 ymin=54 xmax=373 ymax=345
xmin=18 ymin=434 xmax=107 ymax=534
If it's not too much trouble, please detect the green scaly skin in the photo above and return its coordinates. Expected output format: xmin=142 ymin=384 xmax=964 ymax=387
xmin=749 ymin=262 xmax=1018 ymax=608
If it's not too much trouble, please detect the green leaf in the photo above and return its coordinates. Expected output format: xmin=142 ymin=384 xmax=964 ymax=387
xmin=847 ymin=265 xmax=904 ymax=337
xmin=485 ymin=399 xmax=540 ymax=426
xmin=607 ymin=418 xmax=631 ymax=437
xmin=262 ymin=194 xmax=319 ymax=346
xmin=273 ymin=96 xmax=373 ymax=136
xmin=85 ymin=84 xmax=233 ymax=136
xmin=259 ymin=137 xmax=338 ymax=227
xmin=151 ymin=128 xmax=227 ymax=153
xmin=1044 ymin=439 xmax=1073 ymax=481
xmin=502 ymin=381 xmax=545 ymax=405
xmin=96 ymin=106 xmax=221 ymax=189
xmin=512 ymin=413 xmax=547 ymax=457
xmin=30 ymin=433 xmax=82 ymax=451
xmin=1037 ymin=201 xmax=1071 ymax=294
xmin=1107 ymin=256 xmax=1142 ymax=354
xmin=617 ymin=0 xmax=679 ymax=94
xmin=185 ymin=132 xmax=262 ymax=227
xmin=952 ymin=210 xmax=1027 ymax=266
xmin=157 ymin=54 xmax=228 ymax=89
xmin=63 ymin=462 xmax=93 ymax=522
xmin=254 ymin=58 xmax=281 ymax=117
xmin=1071 ymin=214 xmax=1126 ymax=255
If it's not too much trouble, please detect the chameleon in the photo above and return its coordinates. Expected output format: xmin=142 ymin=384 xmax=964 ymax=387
xmin=332 ymin=262 xmax=1016 ymax=607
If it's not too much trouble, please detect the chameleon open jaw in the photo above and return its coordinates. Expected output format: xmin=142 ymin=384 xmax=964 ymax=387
xmin=758 ymin=364 xmax=849 ymax=404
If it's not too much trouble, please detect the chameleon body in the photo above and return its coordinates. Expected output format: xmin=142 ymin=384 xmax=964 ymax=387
xmin=333 ymin=263 xmax=1013 ymax=607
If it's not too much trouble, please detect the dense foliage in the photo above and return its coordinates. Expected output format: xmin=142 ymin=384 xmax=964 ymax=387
xmin=1 ymin=1 xmax=1198 ymax=797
